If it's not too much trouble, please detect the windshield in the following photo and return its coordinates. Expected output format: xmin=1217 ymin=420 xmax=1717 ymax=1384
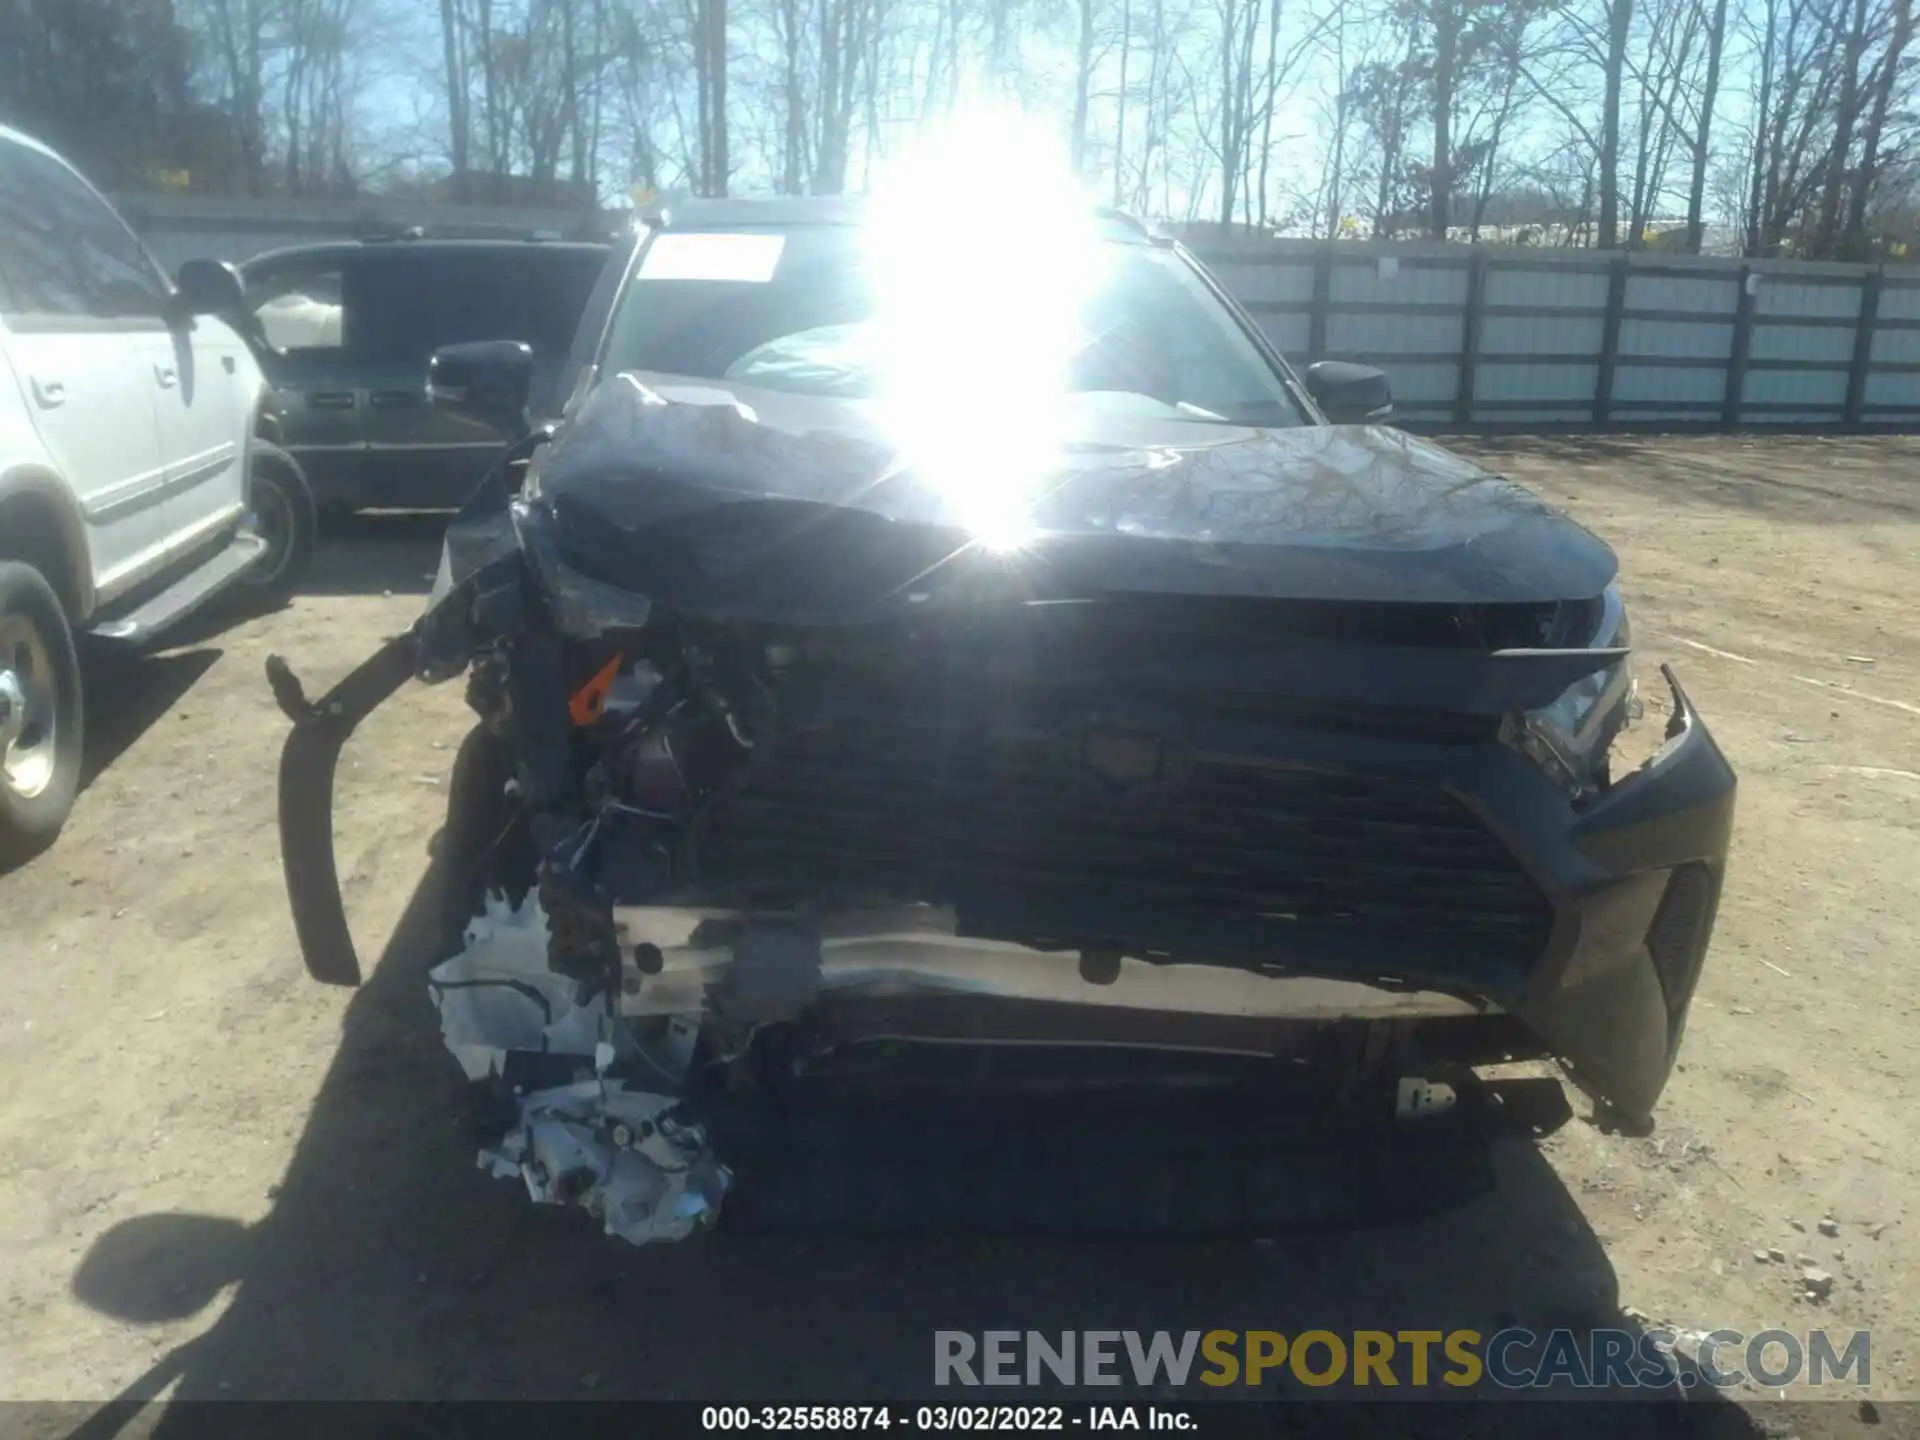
xmin=595 ymin=225 xmax=1306 ymax=429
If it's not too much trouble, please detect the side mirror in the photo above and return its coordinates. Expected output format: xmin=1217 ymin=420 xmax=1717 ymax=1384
xmin=428 ymin=340 xmax=535 ymax=440
xmin=173 ymin=259 xmax=245 ymax=317
xmin=1304 ymin=361 xmax=1393 ymax=425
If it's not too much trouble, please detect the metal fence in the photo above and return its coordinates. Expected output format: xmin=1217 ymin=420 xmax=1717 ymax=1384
xmin=1187 ymin=238 xmax=1920 ymax=431
xmin=118 ymin=198 xmax=1920 ymax=432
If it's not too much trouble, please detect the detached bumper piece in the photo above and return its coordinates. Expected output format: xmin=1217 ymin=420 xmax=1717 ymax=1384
xmin=267 ymin=636 xmax=418 ymax=987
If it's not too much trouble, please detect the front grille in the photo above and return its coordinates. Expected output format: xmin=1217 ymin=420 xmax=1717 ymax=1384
xmin=695 ymin=709 xmax=1553 ymax=969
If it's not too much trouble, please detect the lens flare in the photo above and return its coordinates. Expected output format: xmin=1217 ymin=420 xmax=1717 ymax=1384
xmin=862 ymin=111 xmax=1107 ymax=551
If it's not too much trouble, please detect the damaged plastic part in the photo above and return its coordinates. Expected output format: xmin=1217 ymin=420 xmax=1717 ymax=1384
xmin=428 ymin=892 xmax=613 ymax=1079
xmin=1499 ymin=583 xmax=1637 ymax=803
xmin=429 ymin=892 xmax=729 ymax=1245
xmin=482 ymin=1081 xmax=730 ymax=1246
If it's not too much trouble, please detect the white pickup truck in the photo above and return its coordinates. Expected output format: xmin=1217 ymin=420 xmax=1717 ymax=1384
xmin=0 ymin=125 xmax=314 ymax=861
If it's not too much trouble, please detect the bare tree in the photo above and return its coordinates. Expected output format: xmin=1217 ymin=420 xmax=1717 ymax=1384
xmin=440 ymin=0 xmax=472 ymax=197
xmin=1848 ymin=0 xmax=1917 ymax=245
xmin=693 ymin=0 xmax=730 ymax=193
xmin=811 ymin=0 xmax=869 ymax=191
xmin=194 ymin=0 xmax=274 ymax=193
xmin=1347 ymin=21 xmax=1424 ymax=236
xmin=1314 ymin=8 xmax=1356 ymax=237
xmin=1427 ymin=0 xmax=1461 ymax=235
xmin=1741 ymin=0 xmax=1841 ymax=252
xmin=1683 ymin=0 xmax=1729 ymax=248
xmin=1624 ymin=0 xmax=1703 ymax=244
xmin=1598 ymin=0 xmax=1633 ymax=245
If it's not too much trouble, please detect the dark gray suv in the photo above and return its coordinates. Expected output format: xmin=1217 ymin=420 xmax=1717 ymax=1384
xmin=238 ymin=237 xmax=610 ymax=514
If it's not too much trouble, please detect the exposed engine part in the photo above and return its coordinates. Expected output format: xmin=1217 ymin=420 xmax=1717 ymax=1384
xmin=603 ymin=659 xmax=664 ymax=718
xmin=604 ymin=655 xmax=765 ymax=819
xmin=479 ymin=1080 xmax=729 ymax=1246
xmin=537 ymin=856 xmax=627 ymax=993
xmin=429 ymin=891 xmax=611 ymax=1079
xmin=429 ymin=893 xmax=729 ymax=1245
xmin=615 ymin=723 xmax=696 ymax=815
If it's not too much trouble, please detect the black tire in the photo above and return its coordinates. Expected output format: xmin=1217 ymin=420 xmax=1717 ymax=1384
xmin=236 ymin=439 xmax=318 ymax=607
xmin=0 ymin=562 xmax=84 ymax=866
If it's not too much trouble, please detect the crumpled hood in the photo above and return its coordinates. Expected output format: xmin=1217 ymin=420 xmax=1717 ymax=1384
xmin=518 ymin=371 xmax=1617 ymax=624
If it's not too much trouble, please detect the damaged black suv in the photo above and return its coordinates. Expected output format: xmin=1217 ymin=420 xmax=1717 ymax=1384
xmin=268 ymin=197 xmax=1735 ymax=1245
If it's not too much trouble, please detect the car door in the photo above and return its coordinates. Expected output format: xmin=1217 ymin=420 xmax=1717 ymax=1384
xmin=353 ymin=246 xmax=609 ymax=508
xmin=146 ymin=282 xmax=250 ymax=552
xmin=0 ymin=135 xmax=172 ymax=604
xmin=241 ymin=256 xmax=365 ymax=511
xmin=53 ymin=196 xmax=255 ymax=556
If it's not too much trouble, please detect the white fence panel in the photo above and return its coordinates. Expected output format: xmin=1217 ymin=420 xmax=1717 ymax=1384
xmin=1213 ymin=262 xmax=1315 ymax=305
xmin=1328 ymin=312 xmax=1462 ymax=355
xmin=1627 ymin=274 xmax=1740 ymax=314
xmin=1614 ymin=365 xmax=1724 ymax=403
xmin=1745 ymin=370 xmax=1848 ymax=406
xmin=1476 ymin=362 xmax=1599 ymax=404
xmin=1619 ymin=318 xmax=1733 ymax=361
xmin=1481 ymin=314 xmax=1606 ymax=356
xmin=1750 ymin=325 xmax=1855 ymax=365
xmin=1484 ymin=267 xmax=1609 ymax=310
xmin=1330 ymin=262 xmax=1468 ymax=306
xmin=1755 ymin=280 xmax=1861 ymax=320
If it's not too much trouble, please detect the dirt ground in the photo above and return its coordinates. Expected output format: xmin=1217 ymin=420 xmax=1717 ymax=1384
xmin=0 ymin=435 xmax=1915 ymax=1427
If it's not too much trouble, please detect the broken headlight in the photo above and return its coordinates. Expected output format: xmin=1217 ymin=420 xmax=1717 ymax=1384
xmin=1505 ymin=584 xmax=1638 ymax=797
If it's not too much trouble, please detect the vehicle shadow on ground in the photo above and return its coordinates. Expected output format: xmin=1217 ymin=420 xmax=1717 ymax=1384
xmin=75 ymin=644 xmax=221 ymax=793
xmin=65 ymin=850 xmax=1763 ymax=1433
xmin=0 ymin=644 xmax=220 ymax=880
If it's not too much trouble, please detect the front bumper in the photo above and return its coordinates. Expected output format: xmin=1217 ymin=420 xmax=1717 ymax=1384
xmin=1517 ymin=664 xmax=1736 ymax=1123
xmin=1136 ymin=658 xmax=1731 ymax=1126
xmin=268 ymin=622 xmax=1732 ymax=1127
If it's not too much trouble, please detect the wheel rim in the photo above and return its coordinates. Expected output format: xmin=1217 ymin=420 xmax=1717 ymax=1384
xmin=245 ymin=476 xmax=295 ymax=587
xmin=0 ymin=614 xmax=58 ymax=801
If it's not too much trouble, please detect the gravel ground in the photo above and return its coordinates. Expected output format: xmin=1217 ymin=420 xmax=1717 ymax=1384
xmin=0 ymin=435 xmax=1914 ymax=1429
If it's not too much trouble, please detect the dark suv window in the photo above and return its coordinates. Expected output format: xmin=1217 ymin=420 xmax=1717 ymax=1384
xmin=247 ymin=264 xmax=345 ymax=354
xmin=0 ymin=138 xmax=168 ymax=322
xmin=346 ymin=248 xmax=608 ymax=366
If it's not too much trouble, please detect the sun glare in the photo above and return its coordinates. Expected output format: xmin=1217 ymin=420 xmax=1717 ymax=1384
xmin=862 ymin=111 xmax=1108 ymax=552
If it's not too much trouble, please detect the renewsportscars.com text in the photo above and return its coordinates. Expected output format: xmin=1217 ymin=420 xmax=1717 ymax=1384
xmin=933 ymin=1329 xmax=1871 ymax=1391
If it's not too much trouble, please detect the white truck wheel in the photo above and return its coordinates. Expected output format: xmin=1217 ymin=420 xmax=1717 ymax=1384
xmin=0 ymin=561 xmax=84 ymax=865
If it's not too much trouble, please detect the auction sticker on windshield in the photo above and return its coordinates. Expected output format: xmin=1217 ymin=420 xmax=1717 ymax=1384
xmin=641 ymin=231 xmax=787 ymax=283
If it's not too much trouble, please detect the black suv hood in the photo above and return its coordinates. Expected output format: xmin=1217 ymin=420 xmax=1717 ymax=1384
xmin=519 ymin=372 xmax=1617 ymax=625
